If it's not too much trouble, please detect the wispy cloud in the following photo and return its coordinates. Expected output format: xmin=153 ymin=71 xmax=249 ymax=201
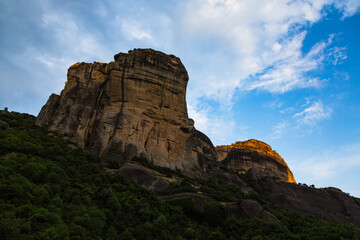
xmin=334 ymin=0 xmax=360 ymax=19
xmin=292 ymin=142 xmax=360 ymax=192
xmin=326 ymin=46 xmax=348 ymax=65
xmin=293 ymin=100 xmax=332 ymax=125
xmin=246 ymin=32 xmax=336 ymax=93
xmin=41 ymin=12 xmax=110 ymax=60
xmin=188 ymin=101 xmax=242 ymax=145
xmin=271 ymin=121 xmax=289 ymax=139
xmin=121 ymin=20 xmax=154 ymax=41
xmin=263 ymin=99 xmax=283 ymax=110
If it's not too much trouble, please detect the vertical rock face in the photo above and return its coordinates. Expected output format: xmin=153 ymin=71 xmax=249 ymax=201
xmin=216 ymin=139 xmax=296 ymax=183
xmin=36 ymin=48 xmax=296 ymax=181
xmin=36 ymin=49 xmax=215 ymax=176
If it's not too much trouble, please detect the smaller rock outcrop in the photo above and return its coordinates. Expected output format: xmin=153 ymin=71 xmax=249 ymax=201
xmin=216 ymin=139 xmax=296 ymax=183
xmin=36 ymin=94 xmax=59 ymax=126
xmin=257 ymin=180 xmax=360 ymax=227
xmin=0 ymin=120 xmax=9 ymax=130
xmin=116 ymin=162 xmax=175 ymax=192
xmin=240 ymin=199 xmax=280 ymax=222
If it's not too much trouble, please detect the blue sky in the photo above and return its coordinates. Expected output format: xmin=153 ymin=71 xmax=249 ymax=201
xmin=1 ymin=0 xmax=360 ymax=196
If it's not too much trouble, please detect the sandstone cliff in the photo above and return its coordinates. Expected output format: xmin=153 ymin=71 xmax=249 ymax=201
xmin=36 ymin=49 xmax=295 ymax=182
xmin=216 ymin=139 xmax=296 ymax=183
xmin=36 ymin=49 xmax=216 ymax=176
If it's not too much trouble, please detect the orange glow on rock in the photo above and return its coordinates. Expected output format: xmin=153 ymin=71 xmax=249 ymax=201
xmin=217 ymin=139 xmax=296 ymax=183
xmin=69 ymin=62 xmax=81 ymax=69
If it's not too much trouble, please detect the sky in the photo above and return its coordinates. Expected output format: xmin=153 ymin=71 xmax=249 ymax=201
xmin=1 ymin=0 xmax=360 ymax=197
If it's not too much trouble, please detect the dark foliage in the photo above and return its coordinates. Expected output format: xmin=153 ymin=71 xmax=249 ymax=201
xmin=0 ymin=111 xmax=359 ymax=239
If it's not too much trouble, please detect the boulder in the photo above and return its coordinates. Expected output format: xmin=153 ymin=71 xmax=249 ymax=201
xmin=240 ymin=199 xmax=280 ymax=222
xmin=116 ymin=162 xmax=173 ymax=192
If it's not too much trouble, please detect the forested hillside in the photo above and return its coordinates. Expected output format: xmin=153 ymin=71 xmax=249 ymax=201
xmin=0 ymin=111 xmax=359 ymax=239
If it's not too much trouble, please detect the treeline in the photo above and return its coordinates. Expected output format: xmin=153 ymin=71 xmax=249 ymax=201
xmin=0 ymin=112 xmax=359 ymax=239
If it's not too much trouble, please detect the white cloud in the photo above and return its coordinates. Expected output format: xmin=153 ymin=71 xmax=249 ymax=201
xmin=35 ymin=10 xmax=113 ymax=98
xmin=326 ymin=46 xmax=348 ymax=65
xmin=182 ymin=0 xmax=356 ymax=99
xmin=180 ymin=0 xmax=357 ymax=139
xmin=41 ymin=12 xmax=110 ymax=60
xmin=263 ymin=99 xmax=283 ymax=109
xmin=271 ymin=121 xmax=288 ymax=139
xmin=334 ymin=0 xmax=360 ymax=19
xmin=188 ymin=101 xmax=240 ymax=145
xmin=247 ymin=32 xmax=343 ymax=93
xmin=293 ymin=142 xmax=360 ymax=181
xmin=280 ymin=107 xmax=295 ymax=114
xmin=293 ymin=100 xmax=332 ymax=125
xmin=121 ymin=20 xmax=154 ymax=41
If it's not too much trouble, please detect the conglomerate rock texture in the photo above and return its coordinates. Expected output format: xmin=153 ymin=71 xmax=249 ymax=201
xmin=216 ymin=139 xmax=296 ymax=183
xmin=36 ymin=49 xmax=216 ymax=176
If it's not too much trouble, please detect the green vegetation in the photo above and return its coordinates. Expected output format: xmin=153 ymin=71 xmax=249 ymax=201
xmin=263 ymin=203 xmax=360 ymax=240
xmin=0 ymin=111 xmax=359 ymax=239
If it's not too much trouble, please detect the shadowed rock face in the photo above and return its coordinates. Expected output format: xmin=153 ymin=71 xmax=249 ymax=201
xmin=216 ymin=139 xmax=296 ymax=183
xmin=257 ymin=180 xmax=360 ymax=227
xmin=36 ymin=49 xmax=216 ymax=176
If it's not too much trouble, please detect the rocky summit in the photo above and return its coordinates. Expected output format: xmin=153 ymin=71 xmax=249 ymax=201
xmin=36 ymin=49 xmax=294 ymax=181
xmin=36 ymin=49 xmax=216 ymax=177
xmin=216 ymin=139 xmax=296 ymax=183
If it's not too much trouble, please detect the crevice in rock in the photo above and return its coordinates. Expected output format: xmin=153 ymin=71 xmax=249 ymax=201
xmin=159 ymin=76 xmax=167 ymax=109
xmin=111 ymin=56 xmax=127 ymax=139
xmin=145 ymin=126 xmax=155 ymax=149
xmin=85 ymin=70 xmax=113 ymax=149
xmin=85 ymin=64 xmax=94 ymax=91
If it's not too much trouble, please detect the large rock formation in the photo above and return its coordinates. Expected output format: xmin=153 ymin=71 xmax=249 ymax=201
xmin=36 ymin=48 xmax=295 ymax=182
xmin=36 ymin=49 xmax=216 ymax=176
xmin=216 ymin=139 xmax=296 ymax=183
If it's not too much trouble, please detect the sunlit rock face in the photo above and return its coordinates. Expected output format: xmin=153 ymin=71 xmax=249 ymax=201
xmin=36 ymin=49 xmax=216 ymax=177
xmin=216 ymin=139 xmax=296 ymax=183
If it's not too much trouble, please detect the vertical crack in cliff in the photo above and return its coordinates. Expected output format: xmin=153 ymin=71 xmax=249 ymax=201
xmin=159 ymin=76 xmax=167 ymax=110
xmin=86 ymin=67 xmax=114 ymax=149
xmin=85 ymin=64 xmax=94 ymax=91
xmin=145 ymin=125 xmax=155 ymax=149
xmin=111 ymin=56 xmax=127 ymax=139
